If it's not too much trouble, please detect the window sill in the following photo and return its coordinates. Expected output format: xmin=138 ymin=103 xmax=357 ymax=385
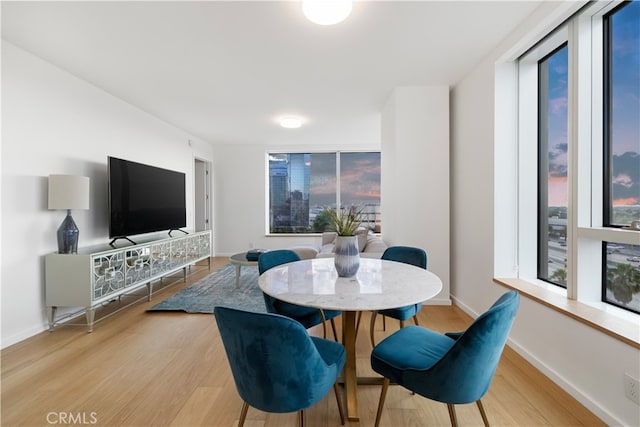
xmin=494 ymin=277 xmax=640 ymax=349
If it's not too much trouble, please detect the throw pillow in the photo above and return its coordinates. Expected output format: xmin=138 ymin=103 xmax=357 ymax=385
xmin=355 ymin=229 xmax=368 ymax=252
xmin=322 ymin=232 xmax=338 ymax=246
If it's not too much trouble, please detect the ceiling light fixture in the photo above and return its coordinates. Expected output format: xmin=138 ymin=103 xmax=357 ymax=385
xmin=280 ymin=117 xmax=303 ymax=129
xmin=302 ymin=0 xmax=352 ymax=26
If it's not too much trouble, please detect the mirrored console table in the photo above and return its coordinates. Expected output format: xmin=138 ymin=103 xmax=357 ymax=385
xmin=45 ymin=229 xmax=211 ymax=332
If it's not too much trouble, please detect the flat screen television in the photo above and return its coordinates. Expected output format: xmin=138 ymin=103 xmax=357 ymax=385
xmin=108 ymin=156 xmax=186 ymax=242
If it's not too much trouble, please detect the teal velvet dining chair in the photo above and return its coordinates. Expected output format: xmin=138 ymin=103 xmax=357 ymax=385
xmin=214 ymin=306 xmax=345 ymax=427
xmin=259 ymin=249 xmax=341 ymax=340
xmin=370 ymin=290 xmax=520 ymax=427
xmin=368 ymin=246 xmax=428 ymax=346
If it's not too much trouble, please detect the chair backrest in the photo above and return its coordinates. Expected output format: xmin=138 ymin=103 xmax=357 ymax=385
xmin=214 ymin=306 xmax=339 ymax=413
xmin=258 ymin=249 xmax=301 ymax=274
xmin=258 ymin=250 xmax=301 ymax=313
xmin=405 ymin=291 xmax=520 ymax=404
xmin=382 ymin=246 xmax=427 ymax=269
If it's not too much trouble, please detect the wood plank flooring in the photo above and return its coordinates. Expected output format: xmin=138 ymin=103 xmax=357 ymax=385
xmin=1 ymin=257 xmax=605 ymax=426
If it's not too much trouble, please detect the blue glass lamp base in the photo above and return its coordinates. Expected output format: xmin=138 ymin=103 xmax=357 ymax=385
xmin=57 ymin=210 xmax=79 ymax=254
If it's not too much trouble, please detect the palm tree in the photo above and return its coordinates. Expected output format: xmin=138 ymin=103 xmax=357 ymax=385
xmin=312 ymin=209 xmax=334 ymax=232
xmin=550 ymin=268 xmax=567 ymax=286
xmin=607 ymin=263 xmax=640 ymax=305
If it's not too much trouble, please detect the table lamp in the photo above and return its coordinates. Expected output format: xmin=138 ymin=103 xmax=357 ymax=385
xmin=48 ymin=175 xmax=90 ymax=254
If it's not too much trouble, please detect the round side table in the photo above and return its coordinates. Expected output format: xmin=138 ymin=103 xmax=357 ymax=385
xmin=229 ymin=252 xmax=259 ymax=287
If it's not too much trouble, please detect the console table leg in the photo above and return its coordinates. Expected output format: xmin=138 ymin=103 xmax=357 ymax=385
xmin=183 ymin=267 xmax=187 ymax=282
xmin=48 ymin=306 xmax=57 ymax=331
xmin=86 ymin=308 xmax=95 ymax=333
xmin=146 ymin=282 xmax=153 ymax=301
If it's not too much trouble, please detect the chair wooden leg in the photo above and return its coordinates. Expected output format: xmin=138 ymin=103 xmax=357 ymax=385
xmin=400 ymin=319 xmax=405 ymax=328
xmin=330 ymin=318 xmax=338 ymax=341
xmin=374 ymin=378 xmax=390 ymax=427
xmin=369 ymin=311 xmax=378 ymax=347
xmin=382 ymin=314 xmax=386 ymax=331
xmin=355 ymin=311 xmax=362 ymax=339
xmin=476 ymin=399 xmax=490 ymax=427
xmin=447 ymin=404 xmax=458 ymax=427
xmin=238 ymin=401 xmax=249 ymax=427
xmin=319 ymin=309 xmax=328 ymax=339
xmin=298 ymin=409 xmax=305 ymax=427
xmin=413 ymin=314 xmax=419 ymax=326
xmin=334 ymin=383 xmax=345 ymax=425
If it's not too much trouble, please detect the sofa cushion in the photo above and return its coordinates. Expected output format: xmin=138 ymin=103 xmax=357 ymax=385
xmin=320 ymin=243 xmax=335 ymax=254
xmin=321 ymin=232 xmax=337 ymax=246
xmin=355 ymin=229 xmax=368 ymax=252
xmin=363 ymin=236 xmax=387 ymax=253
xmin=318 ymin=231 xmax=387 ymax=257
xmin=291 ymin=247 xmax=319 ymax=260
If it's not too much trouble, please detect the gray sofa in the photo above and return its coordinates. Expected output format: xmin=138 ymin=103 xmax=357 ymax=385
xmin=316 ymin=231 xmax=388 ymax=259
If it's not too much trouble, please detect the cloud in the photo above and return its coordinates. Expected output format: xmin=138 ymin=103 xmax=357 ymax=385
xmin=613 ymin=173 xmax=633 ymax=188
xmin=307 ymin=152 xmax=382 ymax=206
xmin=549 ymin=96 xmax=568 ymax=115
xmin=339 ymin=153 xmax=381 ymax=204
xmin=614 ymin=197 xmax=639 ymax=205
xmin=612 ymin=152 xmax=639 ymax=204
xmin=554 ymin=142 xmax=568 ymax=153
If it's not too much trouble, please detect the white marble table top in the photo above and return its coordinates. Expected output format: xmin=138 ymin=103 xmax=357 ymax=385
xmin=258 ymin=257 xmax=442 ymax=311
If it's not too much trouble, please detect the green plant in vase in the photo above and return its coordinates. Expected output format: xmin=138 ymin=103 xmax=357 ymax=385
xmin=325 ymin=205 xmax=364 ymax=236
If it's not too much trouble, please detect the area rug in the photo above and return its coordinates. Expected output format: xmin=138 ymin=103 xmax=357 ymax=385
xmin=148 ymin=263 xmax=266 ymax=314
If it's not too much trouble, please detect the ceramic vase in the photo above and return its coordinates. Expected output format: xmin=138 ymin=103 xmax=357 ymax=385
xmin=334 ymin=235 xmax=360 ymax=277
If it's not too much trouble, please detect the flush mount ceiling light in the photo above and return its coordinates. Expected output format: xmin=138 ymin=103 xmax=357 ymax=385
xmin=302 ymin=0 xmax=352 ymax=26
xmin=280 ymin=117 xmax=303 ymax=129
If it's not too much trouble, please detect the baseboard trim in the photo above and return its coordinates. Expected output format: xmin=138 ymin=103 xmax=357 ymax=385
xmin=423 ymin=297 xmax=451 ymax=306
xmin=2 ymin=322 xmax=50 ymax=349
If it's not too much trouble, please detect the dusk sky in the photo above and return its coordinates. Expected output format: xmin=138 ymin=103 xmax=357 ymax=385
xmin=546 ymin=45 xmax=569 ymax=208
xmin=308 ymin=152 xmax=380 ymax=207
xmin=610 ymin=1 xmax=640 ymax=207
xmin=547 ymin=1 xmax=639 ymax=208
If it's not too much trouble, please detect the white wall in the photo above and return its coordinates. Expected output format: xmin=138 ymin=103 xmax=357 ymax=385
xmin=1 ymin=41 xmax=213 ymax=348
xmin=450 ymin=3 xmax=639 ymax=426
xmin=381 ymin=86 xmax=450 ymax=304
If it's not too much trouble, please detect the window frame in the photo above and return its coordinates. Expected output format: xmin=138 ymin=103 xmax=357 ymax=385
xmin=516 ymin=0 xmax=640 ymax=314
xmin=265 ymin=150 xmax=381 ymax=236
xmin=602 ymin=1 xmax=639 ymax=228
xmin=517 ymin=25 xmax=569 ymax=290
xmin=536 ymin=42 xmax=569 ymax=289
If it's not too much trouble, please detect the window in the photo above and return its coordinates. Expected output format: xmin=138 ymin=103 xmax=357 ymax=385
xmin=339 ymin=152 xmax=381 ymax=232
xmin=602 ymin=1 xmax=640 ymax=313
xmin=538 ymin=44 xmax=569 ymax=288
xmin=267 ymin=152 xmax=381 ymax=234
xmin=604 ymin=2 xmax=640 ymax=227
xmin=518 ymin=1 xmax=640 ymax=315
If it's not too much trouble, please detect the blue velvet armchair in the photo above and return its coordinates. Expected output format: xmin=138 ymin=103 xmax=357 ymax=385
xmin=370 ymin=290 xmax=520 ymax=427
xmin=214 ymin=306 xmax=346 ymax=427
xmin=369 ymin=246 xmax=428 ymax=346
xmin=259 ymin=249 xmax=341 ymax=340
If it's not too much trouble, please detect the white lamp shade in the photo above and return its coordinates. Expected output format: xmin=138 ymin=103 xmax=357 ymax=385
xmin=48 ymin=175 xmax=90 ymax=210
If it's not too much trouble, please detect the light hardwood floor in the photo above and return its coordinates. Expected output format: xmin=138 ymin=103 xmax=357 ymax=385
xmin=2 ymin=257 xmax=605 ymax=426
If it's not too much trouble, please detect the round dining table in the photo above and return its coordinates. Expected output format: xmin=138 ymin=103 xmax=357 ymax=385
xmin=258 ymin=256 xmax=443 ymax=421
